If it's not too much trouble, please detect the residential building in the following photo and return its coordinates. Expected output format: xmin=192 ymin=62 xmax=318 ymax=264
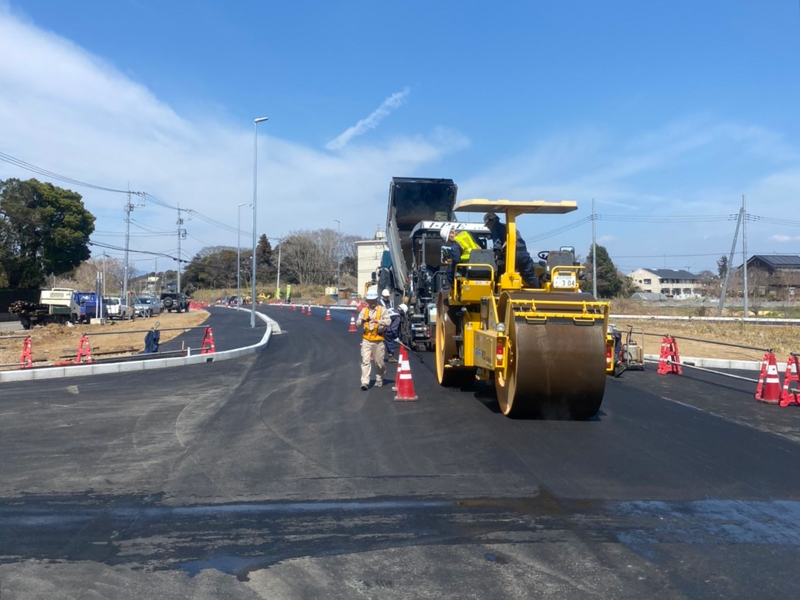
xmin=628 ymin=268 xmax=702 ymax=298
xmin=355 ymin=231 xmax=388 ymax=297
xmin=740 ymin=255 xmax=800 ymax=297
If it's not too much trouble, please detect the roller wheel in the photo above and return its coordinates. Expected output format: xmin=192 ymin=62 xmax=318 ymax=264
xmin=435 ymin=292 xmax=476 ymax=388
xmin=494 ymin=292 xmax=606 ymax=420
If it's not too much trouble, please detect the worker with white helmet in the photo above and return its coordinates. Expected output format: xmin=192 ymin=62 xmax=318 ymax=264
xmin=379 ymin=288 xmax=393 ymax=310
xmin=356 ymin=286 xmax=392 ymax=390
xmin=440 ymin=223 xmax=481 ymax=289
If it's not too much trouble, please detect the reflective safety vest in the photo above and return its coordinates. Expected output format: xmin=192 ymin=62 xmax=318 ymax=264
xmin=454 ymin=230 xmax=481 ymax=260
xmin=362 ymin=306 xmax=384 ymax=341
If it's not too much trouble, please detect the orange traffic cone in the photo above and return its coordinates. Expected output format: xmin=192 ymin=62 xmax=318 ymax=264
xmin=201 ymin=326 xmax=216 ymax=354
xmin=19 ymin=336 xmax=32 ymax=369
xmin=301 ymin=305 xmax=306 ymax=314
xmin=780 ymin=354 xmax=800 ymax=407
xmin=325 ymin=308 xmax=332 ymax=321
xmin=755 ymin=351 xmax=781 ymax=404
xmin=306 ymin=305 xmax=312 ymax=316
xmin=657 ymin=335 xmax=682 ymax=375
xmin=394 ymin=346 xmax=418 ymax=402
xmin=76 ymin=334 xmax=92 ymax=364
xmin=348 ymin=315 xmax=357 ymax=332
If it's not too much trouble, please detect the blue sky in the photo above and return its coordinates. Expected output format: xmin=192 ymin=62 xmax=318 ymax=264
xmin=1 ymin=0 xmax=799 ymax=273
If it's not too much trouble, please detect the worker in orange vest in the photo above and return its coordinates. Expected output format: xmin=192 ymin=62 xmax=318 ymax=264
xmin=357 ymin=287 xmax=391 ymax=390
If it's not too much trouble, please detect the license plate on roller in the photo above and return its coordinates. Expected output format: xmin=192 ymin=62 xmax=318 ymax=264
xmin=553 ymin=275 xmax=576 ymax=288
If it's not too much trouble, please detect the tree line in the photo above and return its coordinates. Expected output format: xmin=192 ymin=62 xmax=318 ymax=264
xmin=0 ymin=178 xmax=95 ymax=288
xmin=180 ymin=229 xmax=360 ymax=292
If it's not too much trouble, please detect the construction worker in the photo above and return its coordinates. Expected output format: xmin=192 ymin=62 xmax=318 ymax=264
xmin=440 ymin=224 xmax=481 ymax=289
xmin=483 ymin=212 xmax=539 ymax=288
xmin=379 ymin=288 xmax=393 ymax=309
xmin=384 ymin=306 xmax=402 ymax=362
xmin=356 ymin=287 xmax=391 ymax=390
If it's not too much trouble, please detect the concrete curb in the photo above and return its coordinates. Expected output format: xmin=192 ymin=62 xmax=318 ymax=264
xmin=643 ymin=354 xmax=767 ymax=371
xmin=612 ymin=314 xmax=800 ymax=325
xmin=0 ymin=311 xmax=274 ymax=383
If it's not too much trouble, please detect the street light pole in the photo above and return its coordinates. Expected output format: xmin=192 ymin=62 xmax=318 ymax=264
xmin=334 ymin=219 xmax=341 ymax=306
xmin=237 ymin=202 xmax=246 ymax=306
xmin=276 ymin=238 xmax=282 ymax=300
xmin=252 ymin=116 xmax=268 ymax=327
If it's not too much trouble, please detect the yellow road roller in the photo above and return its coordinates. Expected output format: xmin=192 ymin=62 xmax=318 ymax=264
xmin=435 ymin=198 xmax=611 ymax=419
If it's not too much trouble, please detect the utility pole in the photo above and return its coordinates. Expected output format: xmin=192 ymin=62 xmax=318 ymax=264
xmin=592 ymin=198 xmax=597 ymax=299
xmin=123 ymin=191 xmax=133 ymax=303
xmin=717 ymin=207 xmax=743 ymax=317
xmin=176 ymin=203 xmax=186 ymax=294
xmin=334 ymin=220 xmax=341 ymax=306
xmin=276 ymin=239 xmax=282 ymax=300
xmin=742 ymin=194 xmax=748 ymax=320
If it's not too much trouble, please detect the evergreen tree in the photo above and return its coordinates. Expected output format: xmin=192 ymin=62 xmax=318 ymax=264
xmin=584 ymin=244 xmax=624 ymax=298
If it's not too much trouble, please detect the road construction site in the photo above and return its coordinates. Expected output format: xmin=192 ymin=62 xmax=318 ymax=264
xmin=2 ymin=303 xmax=800 ymax=599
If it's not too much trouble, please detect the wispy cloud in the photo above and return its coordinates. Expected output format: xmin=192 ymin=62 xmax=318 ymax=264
xmin=771 ymin=234 xmax=800 ymax=243
xmin=0 ymin=12 xmax=462 ymax=260
xmin=326 ymin=88 xmax=410 ymax=150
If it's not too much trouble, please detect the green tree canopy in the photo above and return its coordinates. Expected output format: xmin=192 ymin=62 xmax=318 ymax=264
xmin=583 ymin=244 xmax=631 ymax=298
xmin=0 ymin=178 xmax=95 ymax=288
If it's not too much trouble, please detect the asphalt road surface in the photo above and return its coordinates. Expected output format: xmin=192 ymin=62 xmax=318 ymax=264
xmin=2 ymin=304 xmax=800 ymax=599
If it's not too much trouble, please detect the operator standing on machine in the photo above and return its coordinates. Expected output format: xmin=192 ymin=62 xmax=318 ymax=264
xmin=483 ymin=212 xmax=539 ymax=288
xmin=440 ymin=224 xmax=481 ymax=289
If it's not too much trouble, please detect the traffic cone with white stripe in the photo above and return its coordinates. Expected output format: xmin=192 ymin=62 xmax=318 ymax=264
xmin=393 ymin=345 xmax=418 ymax=402
xmin=325 ymin=308 xmax=331 ymax=321
xmin=780 ymin=354 xmax=800 ymax=407
xmin=348 ymin=315 xmax=357 ymax=332
xmin=755 ymin=351 xmax=781 ymax=404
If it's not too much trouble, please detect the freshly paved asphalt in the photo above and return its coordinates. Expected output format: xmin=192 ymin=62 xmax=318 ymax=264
xmin=1 ymin=304 xmax=800 ymax=599
xmin=157 ymin=306 xmax=266 ymax=353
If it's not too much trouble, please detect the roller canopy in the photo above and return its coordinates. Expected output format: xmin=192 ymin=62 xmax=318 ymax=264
xmin=454 ymin=199 xmax=577 ymax=215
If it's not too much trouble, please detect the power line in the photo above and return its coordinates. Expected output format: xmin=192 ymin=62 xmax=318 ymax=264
xmin=0 ymin=150 xmax=144 ymax=195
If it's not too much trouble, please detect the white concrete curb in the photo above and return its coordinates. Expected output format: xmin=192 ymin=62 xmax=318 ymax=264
xmin=0 ymin=310 xmax=273 ymax=383
xmin=612 ymin=314 xmax=800 ymax=325
xmin=643 ymin=353 xmax=767 ymax=371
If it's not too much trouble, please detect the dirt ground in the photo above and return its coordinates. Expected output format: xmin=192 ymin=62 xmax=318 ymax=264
xmin=0 ymin=310 xmax=209 ymax=369
xmin=610 ymin=319 xmax=798 ymax=362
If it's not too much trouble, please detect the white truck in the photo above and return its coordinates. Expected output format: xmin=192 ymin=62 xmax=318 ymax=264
xmin=103 ymin=296 xmax=136 ymax=320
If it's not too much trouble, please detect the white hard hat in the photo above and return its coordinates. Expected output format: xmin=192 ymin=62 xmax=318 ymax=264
xmin=440 ymin=224 xmax=454 ymax=242
xmin=381 ymin=288 xmax=391 ymax=297
xmin=398 ymin=303 xmax=408 ymax=313
xmin=365 ymin=288 xmax=379 ymax=300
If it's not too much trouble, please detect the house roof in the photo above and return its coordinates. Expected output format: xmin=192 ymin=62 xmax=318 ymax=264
xmin=640 ymin=268 xmax=699 ymax=280
xmin=747 ymin=255 xmax=800 ymax=269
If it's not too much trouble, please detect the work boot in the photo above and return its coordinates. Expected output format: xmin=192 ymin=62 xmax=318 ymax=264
xmin=374 ymin=378 xmax=383 ymax=388
xmin=360 ymin=384 xmax=368 ymax=391
xmin=387 ymin=355 xmax=397 ymax=363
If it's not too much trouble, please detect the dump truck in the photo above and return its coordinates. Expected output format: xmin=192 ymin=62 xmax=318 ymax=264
xmin=435 ymin=198 xmax=611 ymax=420
xmin=383 ymin=177 xmax=459 ymax=350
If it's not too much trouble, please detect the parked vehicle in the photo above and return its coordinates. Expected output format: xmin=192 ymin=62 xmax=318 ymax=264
xmin=160 ymin=292 xmax=190 ymax=313
xmin=137 ymin=295 xmax=162 ymax=315
xmin=10 ymin=288 xmax=107 ymax=328
xmin=104 ymin=297 xmax=136 ymax=320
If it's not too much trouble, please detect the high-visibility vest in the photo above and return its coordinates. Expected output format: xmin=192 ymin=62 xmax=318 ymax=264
xmin=454 ymin=230 xmax=481 ymax=260
xmin=362 ymin=306 xmax=384 ymax=341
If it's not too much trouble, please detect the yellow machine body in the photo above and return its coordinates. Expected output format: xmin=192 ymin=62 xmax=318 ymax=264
xmin=435 ymin=198 xmax=610 ymax=419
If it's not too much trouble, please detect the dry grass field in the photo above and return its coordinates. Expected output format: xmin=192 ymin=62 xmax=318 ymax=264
xmin=0 ymin=310 xmax=208 ymax=369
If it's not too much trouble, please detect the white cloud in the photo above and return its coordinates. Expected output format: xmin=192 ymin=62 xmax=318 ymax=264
xmin=598 ymin=235 xmax=616 ymax=244
xmin=326 ymin=88 xmax=410 ymax=150
xmin=0 ymin=12 xmax=463 ymax=264
xmin=771 ymin=234 xmax=800 ymax=243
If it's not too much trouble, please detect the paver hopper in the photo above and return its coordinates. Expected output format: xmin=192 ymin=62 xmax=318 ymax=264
xmin=435 ymin=199 xmax=610 ymax=419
